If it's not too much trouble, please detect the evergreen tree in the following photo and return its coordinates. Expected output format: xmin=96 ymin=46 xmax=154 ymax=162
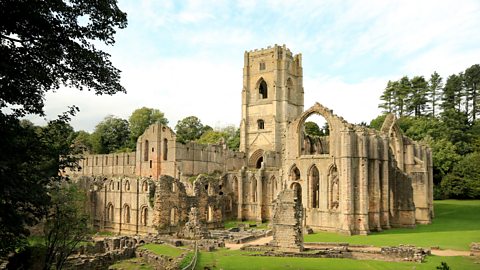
xmin=408 ymin=76 xmax=429 ymax=116
xmin=428 ymin=72 xmax=443 ymax=117
xmin=464 ymin=64 xmax=480 ymax=121
xmin=441 ymin=74 xmax=463 ymax=112
xmin=395 ymin=76 xmax=412 ymax=117
xmin=379 ymin=80 xmax=395 ymax=114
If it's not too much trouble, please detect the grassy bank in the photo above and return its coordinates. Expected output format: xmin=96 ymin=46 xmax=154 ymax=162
xmin=304 ymin=200 xmax=480 ymax=250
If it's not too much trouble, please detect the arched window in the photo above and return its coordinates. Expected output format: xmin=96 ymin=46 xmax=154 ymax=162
xmin=107 ymin=203 xmax=114 ymax=222
xmin=290 ymin=165 xmax=301 ymax=181
xmin=141 ymin=207 xmax=148 ymax=226
xmin=257 ymin=119 xmax=265 ymax=130
xmin=123 ymin=204 xmax=131 ymax=223
xmin=115 ymin=155 xmax=119 ymax=165
xmin=163 ymin=138 xmax=168 ymax=161
xmin=170 ymin=208 xmax=177 ymax=225
xmin=109 ymin=180 xmax=114 ymax=191
xmin=144 ymin=140 xmax=149 ymax=161
xmin=309 ymin=166 xmax=320 ymax=208
xmin=142 ymin=181 xmax=148 ymax=192
xmin=251 ymin=177 xmax=257 ymax=203
xmin=124 ymin=180 xmax=130 ymax=191
xmin=329 ymin=166 xmax=340 ymax=209
xmin=256 ymin=156 xmax=263 ymax=169
xmin=259 ymin=80 xmax=268 ymax=99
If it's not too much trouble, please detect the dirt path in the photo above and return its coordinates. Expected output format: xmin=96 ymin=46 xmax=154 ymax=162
xmin=430 ymin=249 xmax=472 ymax=256
xmin=225 ymin=236 xmax=273 ymax=250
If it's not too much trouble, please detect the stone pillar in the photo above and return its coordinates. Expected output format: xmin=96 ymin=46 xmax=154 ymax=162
xmin=380 ymin=135 xmax=391 ymax=229
xmin=340 ymin=128 xmax=354 ymax=234
xmin=237 ymin=167 xmax=245 ymax=220
xmin=357 ymin=130 xmax=369 ymax=235
xmin=256 ymin=165 xmax=264 ymax=222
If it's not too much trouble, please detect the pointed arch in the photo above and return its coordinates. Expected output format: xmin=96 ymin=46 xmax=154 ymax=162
xmin=123 ymin=204 xmax=131 ymax=223
xmin=289 ymin=164 xmax=301 ymax=181
xmin=328 ymin=164 xmax=339 ymax=210
xmin=308 ymin=165 xmax=320 ymax=208
xmin=248 ymin=149 xmax=264 ymax=168
xmin=381 ymin=114 xmax=405 ymax=170
xmin=140 ymin=206 xmax=148 ymax=226
xmin=286 ymin=77 xmax=294 ymax=101
xmin=106 ymin=203 xmax=114 ymax=222
xmin=256 ymin=77 xmax=268 ymax=99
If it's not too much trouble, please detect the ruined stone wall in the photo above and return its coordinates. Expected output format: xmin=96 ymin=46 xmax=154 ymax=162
xmin=153 ymin=175 xmax=224 ymax=234
xmin=75 ymin=176 xmax=156 ymax=235
xmin=271 ymin=189 xmax=304 ymax=252
xmin=66 ymin=152 xmax=136 ymax=177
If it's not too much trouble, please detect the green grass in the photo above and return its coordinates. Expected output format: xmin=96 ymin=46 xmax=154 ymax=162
xmin=139 ymin=243 xmax=185 ymax=258
xmin=304 ymin=200 xmax=480 ymax=251
xmin=195 ymin=249 xmax=480 ymax=270
xmin=109 ymin=258 xmax=154 ymax=270
xmin=224 ymin=220 xmax=270 ymax=230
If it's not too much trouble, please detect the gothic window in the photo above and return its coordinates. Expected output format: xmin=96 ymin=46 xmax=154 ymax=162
xmin=310 ymin=166 xmax=320 ymax=208
xmin=109 ymin=181 xmax=114 ymax=190
xmin=124 ymin=180 xmax=130 ymax=191
xmin=142 ymin=181 xmax=148 ymax=192
xmin=141 ymin=207 xmax=148 ymax=226
xmin=287 ymin=77 xmax=293 ymax=101
xmin=251 ymin=177 xmax=257 ymax=203
xmin=257 ymin=119 xmax=265 ymax=130
xmin=290 ymin=165 xmax=301 ymax=181
xmin=259 ymin=80 xmax=268 ymax=99
xmin=329 ymin=166 xmax=340 ymax=209
xmin=115 ymin=155 xmax=119 ymax=165
xmin=107 ymin=203 xmax=114 ymax=222
xmin=144 ymin=140 xmax=149 ymax=161
xmin=163 ymin=138 xmax=168 ymax=161
xmin=123 ymin=204 xmax=131 ymax=223
xmin=256 ymin=156 xmax=263 ymax=169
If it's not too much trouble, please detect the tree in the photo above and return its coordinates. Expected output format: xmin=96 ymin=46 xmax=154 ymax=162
xmin=304 ymin=121 xmax=321 ymax=137
xmin=0 ymin=0 xmax=127 ymax=117
xmin=442 ymin=74 xmax=463 ymax=112
xmin=0 ymin=111 xmax=79 ymax=257
xmin=43 ymin=182 xmax=90 ymax=270
xmin=196 ymin=130 xmax=228 ymax=145
xmin=175 ymin=116 xmax=208 ymax=143
xmin=90 ymin=115 xmax=130 ymax=154
xmin=395 ymin=76 xmax=412 ymax=117
xmin=429 ymin=71 xmax=443 ymax=117
xmin=129 ymin=107 xmax=168 ymax=148
xmin=464 ymin=64 xmax=480 ymax=121
xmin=379 ymin=81 xmax=396 ymax=114
xmin=73 ymin=131 xmax=93 ymax=153
xmin=408 ymin=76 xmax=429 ymax=116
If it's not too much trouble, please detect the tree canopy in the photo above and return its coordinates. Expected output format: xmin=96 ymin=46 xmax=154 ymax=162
xmin=90 ymin=115 xmax=130 ymax=154
xmin=0 ymin=0 xmax=127 ymax=257
xmin=0 ymin=0 xmax=127 ymax=117
xmin=129 ymin=107 xmax=168 ymax=147
xmin=175 ymin=116 xmax=211 ymax=143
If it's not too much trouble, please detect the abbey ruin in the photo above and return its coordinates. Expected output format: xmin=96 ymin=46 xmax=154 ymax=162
xmin=69 ymin=45 xmax=433 ymax=237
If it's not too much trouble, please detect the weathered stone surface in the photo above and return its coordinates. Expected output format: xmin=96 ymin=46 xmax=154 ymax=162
xmin=271 ymin=189 xmax=303 ymax=252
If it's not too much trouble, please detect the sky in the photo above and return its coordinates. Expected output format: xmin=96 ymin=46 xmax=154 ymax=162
xmin=28 ymin=0 xmax=480 ymax=132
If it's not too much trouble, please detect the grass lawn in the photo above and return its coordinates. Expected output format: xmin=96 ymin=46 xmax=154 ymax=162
xmin=224 ymin=220 xmax=270 ymax=230
xmin=138 ymin=243 xmax=185 ymax=258
xmin=196 ymin=249 xmax=480 ymax=270
xmin=304 ymin=200 xmax=480 ymax=251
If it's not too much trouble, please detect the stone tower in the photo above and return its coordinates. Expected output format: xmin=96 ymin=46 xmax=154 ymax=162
xmin=239 ymin=45 xmax=304 ymax=167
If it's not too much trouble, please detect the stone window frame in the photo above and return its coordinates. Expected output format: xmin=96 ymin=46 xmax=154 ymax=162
xmin=257 ymin=119 xmax=265 ymax=130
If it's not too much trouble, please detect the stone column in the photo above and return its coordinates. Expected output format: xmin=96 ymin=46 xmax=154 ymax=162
xmin=370 ymin=134 xmax=382 ymax=231
xmin=237 ymin=167 xmax=245 ymax=220
xmin=380 ymin=135 xmax=391 ymax=229
xmin=256 ymin=165 xmax=264 ymax=222
xmin=357 ymin=130 xmax=369 ymax=235
xmin=340 ymin=128 xmax=354 ymax=234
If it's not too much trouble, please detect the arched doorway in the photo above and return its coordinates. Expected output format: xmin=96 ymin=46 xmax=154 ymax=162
xmin=290 ymin=182 xmax=302 ymax=203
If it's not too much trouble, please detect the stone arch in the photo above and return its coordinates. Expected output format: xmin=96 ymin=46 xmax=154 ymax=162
xmin=381 ymin=114 xmax=405 ymax=170
xmin=142 ymin=180 xmax=148 ymax=192
xmin=124 ymin=180 xmax=130 ymax=191
xmin=123 ymin=204 xmax=131 ymax=223
xmin=295 ymin=103 xmax=336 ymax=156
xmin=328 ymin=164 xmax=339 ymax=210
xmin=106 ymin=203 xmax=114 ymax=222
xmin=290 ymin=182 xmax=302 ymax=202
xmin=256 ymin=77 xmax=268 ymax=99
xmin=289 ymin=164 xmax=301 ymax=181
xmin=109 ymin=180 xmax=114 ymax=191
xmin=308 ymin=165 xmax=320 ymax=208
xmin=248 ymin=149 xmax=264 ymax=168
xmin=140 ymin=206 xmax=148 ymax=226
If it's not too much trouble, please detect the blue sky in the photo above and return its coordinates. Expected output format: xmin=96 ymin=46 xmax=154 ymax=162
xmin=30 ymin=0 xmax=480 ymax=131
